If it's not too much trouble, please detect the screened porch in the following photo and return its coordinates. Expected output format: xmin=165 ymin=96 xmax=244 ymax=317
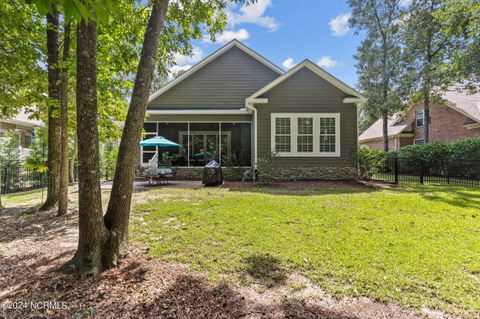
xmin=141 ymin=122 xmax=252 ymax=167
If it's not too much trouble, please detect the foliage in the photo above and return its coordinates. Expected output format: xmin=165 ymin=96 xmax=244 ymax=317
xmin=0 ymin=132 xmax=22 ymax=190
xmin=100 ymin=142 xmax=118 ymax=181
xmin=349 ymin=0 xmax=412 ymax=150
xmin=255 ymin=151 xmax=278 ymax=183
xmin=0 ymin=1 xmax=46 ymax=118
xmin=131 ymin=185 xmax=480 ymax=316
xmin=389 ymin=137 xmax=480 ymax=163
xmin=24 ymin=135 xmax=48 ymax=173
xmin=356 ymin=147 xmax=387 ymax=179
xmin=434 ymin=0 xmax=480 ymax=89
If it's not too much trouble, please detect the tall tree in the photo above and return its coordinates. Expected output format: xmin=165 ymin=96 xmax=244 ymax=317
xmin=58 ymin=22 xmax=71 ymax=216
xmin=40 ymin=5 xmax=62 ymax=210
xmin=404 ymin=0 xmax=454 ymax=143
xmin=434 ymin=0 xmax=480 ymax=91
xmin=350 ymin=0 xmax=410 ymax=151
xmin=104 ymin=0 xmax=229 ymax=262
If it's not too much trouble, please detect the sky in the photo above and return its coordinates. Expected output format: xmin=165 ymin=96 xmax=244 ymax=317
xmin=170 ymin=0 xmax=364 ymax=88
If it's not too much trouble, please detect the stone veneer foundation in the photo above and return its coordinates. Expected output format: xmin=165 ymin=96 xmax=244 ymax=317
xmin=173 ymin=166 xmax=357 ymax=181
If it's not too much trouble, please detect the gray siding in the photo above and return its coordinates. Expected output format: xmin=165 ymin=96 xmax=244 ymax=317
xmin=148 ymin=46 xmax=280 ymax=109
xmin=256 ymin=68 xmax=358 ymax=167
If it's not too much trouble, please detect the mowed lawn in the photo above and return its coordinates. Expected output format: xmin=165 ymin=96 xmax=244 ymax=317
xmin=131 ymin=184 xmax=480 ymax=316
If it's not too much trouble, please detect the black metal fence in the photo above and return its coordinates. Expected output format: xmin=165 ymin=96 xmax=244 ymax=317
xmin=373 ymin=158 xmax=480 ymax=188
xmin=1 ymin=166 xmax=46 ymax=194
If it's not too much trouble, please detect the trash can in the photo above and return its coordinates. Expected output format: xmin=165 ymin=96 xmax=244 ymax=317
xmin=202 ymin=160 xmax=223 ymax=186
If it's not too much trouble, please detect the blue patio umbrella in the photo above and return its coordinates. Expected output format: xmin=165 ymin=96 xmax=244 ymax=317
xmin=195 ymin=151 xmax=214 ymax=157
xmin=139 ymin=136 xmax=181 ymax=147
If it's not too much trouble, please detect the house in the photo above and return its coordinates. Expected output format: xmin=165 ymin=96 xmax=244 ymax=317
xmin=143 ymin=40 xmax=363 ymax=180
xmin=0 ymin=110 xmax=43 ymax=159
xmin=359 ymin=90 xmax=480 ymax=150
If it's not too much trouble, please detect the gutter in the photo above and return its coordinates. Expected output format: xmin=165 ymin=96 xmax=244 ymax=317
xmin=245 ymin=98 xmax=268 ymax=181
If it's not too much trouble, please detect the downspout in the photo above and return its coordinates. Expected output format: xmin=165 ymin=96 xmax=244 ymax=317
xmin=245 ymin=101 xmax=257 ymax=181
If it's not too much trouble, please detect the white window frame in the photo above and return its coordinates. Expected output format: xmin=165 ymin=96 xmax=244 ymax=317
xmin=271 ymin=113 xmax=341 ymax=157
xmin=141 ymin=124 xmax=158 ymax=164
xmin=414 ymin=138 xmax=425 ymax=145
xmin=415 ymin=109 xmax=431 ymax=128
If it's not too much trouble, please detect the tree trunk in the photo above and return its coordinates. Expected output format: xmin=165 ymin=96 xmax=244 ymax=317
xmin=382 ymin=112 xmax=389 ymax=152
xmin=69 ymin=17 xmax=110 ymax=276
xmin=423 ymin=85 xmax=430 ymax=144
xmin=40 ymin=6 xmax=61 ymax=211
xmin=104 ymin=0 xmax=170 ymax=257
xmin=69 ymin=134 xmax=77 ymax=184
xmin=58 ymin=22 xmax=71 ymax=217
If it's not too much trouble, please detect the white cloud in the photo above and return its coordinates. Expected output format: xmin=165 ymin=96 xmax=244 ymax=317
xmin=228 ymin=0 xmax=279 ymax=32
xmin=399 ymin=0 xmax=412 ymax=7
xmin=317 ymin=56 xmax=339 ymax=68
xmin=168 ymin=64 xmax=192 ymax=79
xmin=204 ymin=28 xmax=250 ymax=44
xmin=329 ymin=13 xmax=351 ymax=36
xmin=173 ymin=46 xmax=204 ymax=66
xmin=282 ymin=58 xmax=296 ymax=70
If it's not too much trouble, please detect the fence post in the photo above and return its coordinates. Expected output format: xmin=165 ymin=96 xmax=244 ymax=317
xmin=420 ymin=158 xmax=424 ymax=185
xmin=394 ymin=158 xmax=399 ymax=184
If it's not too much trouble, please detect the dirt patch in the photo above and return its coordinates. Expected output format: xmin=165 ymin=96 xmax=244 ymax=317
xmin=0 ymin=189 xmax=446 ymax=319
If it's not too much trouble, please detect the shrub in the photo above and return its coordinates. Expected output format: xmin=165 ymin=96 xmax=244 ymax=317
xmin=256 ymin=151 xmax=278 ymax=183
xmin=390 ymin=137 xmax=480 ymax=164
xmin=356 ymin=147 xmax=387 ymax=179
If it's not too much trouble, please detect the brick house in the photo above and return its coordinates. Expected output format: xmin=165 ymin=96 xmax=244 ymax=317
xmin=359 ymin=90 xmax=480 ymax=150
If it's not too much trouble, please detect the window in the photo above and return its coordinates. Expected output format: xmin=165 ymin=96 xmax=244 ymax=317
xmin=274 ymin=117 xmax=291 ymax=152
xmin=297 ymin=117 xmax=313 ymax=152
xmin=415 ymin=109 xmax=431 ymax=128
xmin=414 ymin=138 xmax=424 ymax=145
xmin=271 ymin=113 xmax=340 ymax=156
xmin=319 ymin=117 xmax=336 ymax=153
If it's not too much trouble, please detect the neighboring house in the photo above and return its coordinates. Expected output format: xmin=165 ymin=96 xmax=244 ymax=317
xmin=359 ymin=90 xmax=480 ymax=150
xmin=0 ymin=110 xmax=43 ymax=159
xmin=144 ymin=40 xmax=363 ymax=180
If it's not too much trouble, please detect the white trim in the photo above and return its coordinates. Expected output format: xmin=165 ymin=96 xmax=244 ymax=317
xmin=148 ymin=40 xmax=283 ymax=103
xmin=146 ymin=109 xmax=250 ymax=115
xmin=464 ymin=122 xmax=480 ymax=129
xmin=343 ymin=97 xmax=364 ymax=104
xmin=270 ymin=113 xmax=341 ymax=157
xmin=248 ymin=60 xmax=364 ymax=101
xmin=144 ymin=120 xmax=252 ymax=124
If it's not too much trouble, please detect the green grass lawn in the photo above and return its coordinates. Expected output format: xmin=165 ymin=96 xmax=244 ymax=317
xmin=131 ymin=185 xmax=480 ymax=316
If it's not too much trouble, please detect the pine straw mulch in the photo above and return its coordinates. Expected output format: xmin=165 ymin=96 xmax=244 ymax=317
xmin=0 ymin=189 xmax=430 ymax=319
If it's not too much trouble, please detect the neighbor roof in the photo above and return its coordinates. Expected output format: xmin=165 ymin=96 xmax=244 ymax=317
xmin=2 ymin=109 xmax=43 ymax=127
xmin=442 ymin=90 xmax=480 ymax=123
xmin=248 ymin=59 xmax=364 ymax=101
xmin=359 ymin=89 xmax=480 ymax=142
xmin=359 ymin=113 xmax=412 ymax=142
xmin=148 ymin=40 xmax=284 ymax=103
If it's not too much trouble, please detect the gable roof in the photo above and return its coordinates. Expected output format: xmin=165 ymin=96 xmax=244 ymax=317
xmin=248 ymin=60 xmax=364 ymax=101
xmin=442 ymin=90 xmax=480 ymax=123
xmin=148 ymin=40 xmax=284 ymax=103
xmin=359 ymin=114 xmax=412 ymax=142
xmin=359 ymin=89 xmax=480 ymax=142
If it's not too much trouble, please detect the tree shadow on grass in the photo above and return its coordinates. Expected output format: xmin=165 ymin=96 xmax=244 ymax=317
xmin=243 ymin=253 xmax=287 ymax=288
xmin=226 ymin=181 xmax=379 ymax=197
xmin=395 ymin=185 xmax=480 ymax=210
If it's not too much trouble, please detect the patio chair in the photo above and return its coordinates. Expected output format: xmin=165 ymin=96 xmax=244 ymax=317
xmin=156 ymin=165 xmax=177 ymax=184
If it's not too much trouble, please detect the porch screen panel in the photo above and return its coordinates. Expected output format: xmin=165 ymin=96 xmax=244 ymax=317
xmin=220 ymin=123 xmax=251 ymax=166
xmin=187 ymin=123 xmax=220 ymax=166
xmin=157 ymin=123 xmax=188 ymax=166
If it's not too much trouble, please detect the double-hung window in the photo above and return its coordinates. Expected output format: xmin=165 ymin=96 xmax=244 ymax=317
xmin=271 ymin=113 xmax=340 ymax=156
xmin=415 ymin=109 xmax=431 ymax=127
